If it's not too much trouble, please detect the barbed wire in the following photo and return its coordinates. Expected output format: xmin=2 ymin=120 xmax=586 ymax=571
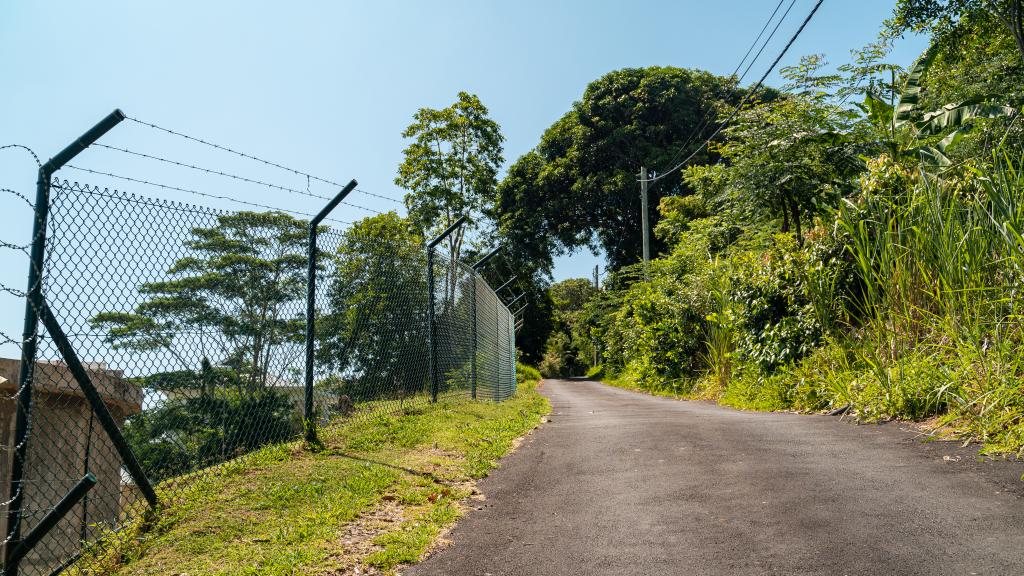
xmin=0 ymin=188 xmax=42 ymax=257
xmin=0 ymin=144 xmax=42 ymax=168
xmin=92 ymin=143 xmax=384 ymax=215
xmin=1 ymin=187 xmax=36 ymax=209
xmin=64 ymin=165 xmax=353 ymax=226
xmin=124 ymin=116 xmax=404 ymax=205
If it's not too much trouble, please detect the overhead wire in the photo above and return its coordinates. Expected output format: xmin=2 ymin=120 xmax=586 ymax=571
xmin=651 ymin=0 xmax=797 ymax=179
xmin=647 ymin=0 xmax=827 ymax=184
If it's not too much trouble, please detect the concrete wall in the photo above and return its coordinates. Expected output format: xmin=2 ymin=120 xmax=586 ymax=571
xmin=0 ymin=358 xmax=142 ymax=575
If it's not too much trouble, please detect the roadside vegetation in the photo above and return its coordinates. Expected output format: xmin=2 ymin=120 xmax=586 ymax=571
xmin=501 ymin=3 xmax=1024 ymax=456
xmin=77 ymin=365 xmax=546 ymax=576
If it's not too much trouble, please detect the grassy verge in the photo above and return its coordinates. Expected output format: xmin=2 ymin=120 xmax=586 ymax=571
xmin=592 ymin=358 xmax=1024 ymax=462
xmin=86 ymin=364 xmax=548 ymax=576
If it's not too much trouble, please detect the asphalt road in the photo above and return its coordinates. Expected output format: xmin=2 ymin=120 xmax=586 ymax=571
xmin=406 ymin=379 xmax=1024 ymax=576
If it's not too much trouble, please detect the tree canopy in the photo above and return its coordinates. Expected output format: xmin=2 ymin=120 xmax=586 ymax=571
xmin=318 ymin=212 xmax=429 ymax=400
xmin=494 ymin=66 xmax=744 ymax=272
xmin=396 ymin=91 xmax=504 ymax=263
xmin=92 ymin=211 xmax=308 ymax=389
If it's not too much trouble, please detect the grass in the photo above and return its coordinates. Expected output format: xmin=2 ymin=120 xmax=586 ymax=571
xmin=81 ymin=364 xmax=548 ymax=576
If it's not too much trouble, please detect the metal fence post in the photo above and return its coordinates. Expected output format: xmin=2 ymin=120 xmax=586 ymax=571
xmin=6 ymin=109 xmax=124 ymax=576
xmin=304 ymin=180 xmax=357 ymax=443
xmin=425 ymin=216 xmax=467 ymax=403
xmin=426 ymin=247 xmax=437 ymax=402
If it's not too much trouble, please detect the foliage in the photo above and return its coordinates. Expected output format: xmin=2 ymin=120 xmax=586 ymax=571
xmin=494 ymin=67 xmax=744 ymax=270
xmin=92 ymin=211 xmax=308 ymax=389
xmin=318 ymin=213 xmax=429 ymax=401
xmin=538 ymin=279 xmax=598 ymax=377
xmin=395 ymin=91 xmax=504 ymax=263
xmin=886 ymin=0 xmax=1024 ymax=63
xmin=729 ymin=234 xmax=822 ymax=372
xmin=125 ymin=367 xmax=298 ymax=482
xmin=687 ymin=56 xmax=863 ymax=243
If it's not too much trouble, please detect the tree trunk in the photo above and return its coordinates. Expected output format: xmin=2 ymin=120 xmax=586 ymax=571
xmin=780 ymin=198 xmax=790 ymax=233
xmin=790 ymin=198 xmax=803 ymax=247
xmin=991 ymin=1 xmax=1024 ymax=65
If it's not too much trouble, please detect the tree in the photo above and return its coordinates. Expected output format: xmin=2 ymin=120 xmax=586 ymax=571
xmin=317 ymin=212 xmax=429 ymax=400
xmin=888 ymin=1 xmax=1024 ymax=63
xmin=858 ymin=43 xmax=1017 ymax=170
xmin=494 ymin=67 xmax=744 ymax=271
xmin=92 ymin=211 xmax=309 ymax=389
xmin=538 ymin=278 xmax=599 ymax=377
xmin=686 ymin=57 xmax=864 ymax=243
xmin=92 ymin=212 xmax=309 ymax=480
xmin=395 ymin=91 xmax=504 ymax=265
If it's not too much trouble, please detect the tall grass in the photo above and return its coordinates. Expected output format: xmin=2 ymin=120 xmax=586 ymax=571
xmin=702 ymin=260 xmax=735 ymax=393
xmin=834 ymin=154 xmax=1024 ymax=450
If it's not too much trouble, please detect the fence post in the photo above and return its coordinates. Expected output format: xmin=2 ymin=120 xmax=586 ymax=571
xmin=4 ymin=474 xmax=95 ymax=568
xmin=470 ymin=247 xmax=501 ymax=400
xmin=6 ymin=109 xmax=124 ymax=576
xmin=304 ymin=180 xmax=357 ymax=443
xmin=425 ymin=216 xmax=467 ymax=403
xmin=38 ymin=303 xmax=158 ymax=507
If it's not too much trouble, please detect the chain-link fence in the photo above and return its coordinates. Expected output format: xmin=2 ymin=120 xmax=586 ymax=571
xmin=0 ymin=177 xmax=517 ymax=575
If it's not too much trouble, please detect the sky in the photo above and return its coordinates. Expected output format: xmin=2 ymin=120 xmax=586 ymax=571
xmin=0 ymin=0 xmax=927 ymax=358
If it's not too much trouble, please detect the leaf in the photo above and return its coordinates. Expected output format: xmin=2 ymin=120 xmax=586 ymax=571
xmin=894 ymin=44 xmax=938 ymax=128
xmin=936 ymin=129 xmax=963 ymax=153
xmin=915 ymin=145 xmax=952 ymax=169
xmin=861 ymin=91 xmax=895 ymax=133
xmin=915 ymin=99 xmax=1017 ymax=137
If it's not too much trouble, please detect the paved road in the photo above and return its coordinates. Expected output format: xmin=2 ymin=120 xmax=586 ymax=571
xmin=406 ymin=379 xmax=1024 ymax=576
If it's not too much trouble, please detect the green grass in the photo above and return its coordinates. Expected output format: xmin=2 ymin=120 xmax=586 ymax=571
xmin=84 ymin=365 xmax=548 ymax=576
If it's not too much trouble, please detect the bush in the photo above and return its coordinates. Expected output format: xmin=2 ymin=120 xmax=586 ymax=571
xmin=126 ymin=381 xmax=299 ymax=483
xmin=730 ymin=234 xmax=822 ymax=373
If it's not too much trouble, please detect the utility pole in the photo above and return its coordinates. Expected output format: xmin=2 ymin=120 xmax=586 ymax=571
xmin=640 ymin=166 xmax=650 ymax=274
xmin=593 ymin=264 xmax=599 ymax=290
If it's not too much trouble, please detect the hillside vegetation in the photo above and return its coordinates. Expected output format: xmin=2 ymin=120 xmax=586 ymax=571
xmin=518 ymin=6 xmax=1024 ymax=456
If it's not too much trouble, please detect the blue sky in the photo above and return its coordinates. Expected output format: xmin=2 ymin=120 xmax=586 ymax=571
xmin=0 ymin=0 xmax=927 ymax=358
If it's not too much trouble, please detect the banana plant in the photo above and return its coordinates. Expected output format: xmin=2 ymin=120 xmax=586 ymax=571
xmin=858 ymin=43 xmax=1017 ymax=169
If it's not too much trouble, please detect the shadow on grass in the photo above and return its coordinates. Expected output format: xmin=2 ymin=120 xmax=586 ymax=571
xmin=325 ymin=451 xmax=449 ymax=484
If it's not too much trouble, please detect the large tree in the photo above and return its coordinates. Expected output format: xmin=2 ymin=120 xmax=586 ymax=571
xmin=396 ymin=91 xmax=504 ymax=265
xmin=887 ymin=0 xmax=1024 ymax=63
xmin=317 ymin=212 xmax=429 ymax=400
xmin=92 ymin=211 xmax=308 ymax=389
xmin=494 ymin=67 xmax=743 ymax=271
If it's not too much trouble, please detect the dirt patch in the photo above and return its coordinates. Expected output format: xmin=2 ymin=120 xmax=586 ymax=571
xmin=323 ymin=501 xmax=407 ymax=575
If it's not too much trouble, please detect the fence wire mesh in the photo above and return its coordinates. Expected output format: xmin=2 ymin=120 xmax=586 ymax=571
xmin=0 ymin=179 xmax=516 ymax=575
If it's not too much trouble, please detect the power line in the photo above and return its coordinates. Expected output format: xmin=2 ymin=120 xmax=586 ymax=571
xmin=654 ymin=0 xmax=797 ymax=179
xmin=738 ymin=0 xmax=799 ymax=83
xmin=91 ymin=143 xmax=383 ymax=214
xmin=64 ymin=165 xmax=352 ymax=226
xmin=648 ymin=0 xmax=826 ymax=184
xmin=124 ymin=116 xmax=404 ymax=205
